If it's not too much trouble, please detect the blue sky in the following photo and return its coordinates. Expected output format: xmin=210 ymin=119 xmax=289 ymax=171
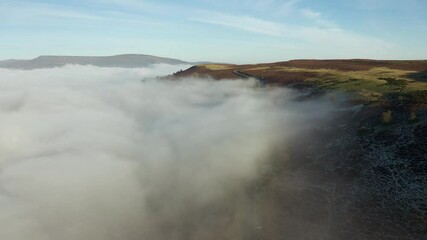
xmin=1 ymin=0 xmax=427 ymax=63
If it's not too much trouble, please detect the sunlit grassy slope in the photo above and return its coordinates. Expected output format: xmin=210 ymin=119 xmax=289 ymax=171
xmin=174 ymin=60 xmax=427 ymax=103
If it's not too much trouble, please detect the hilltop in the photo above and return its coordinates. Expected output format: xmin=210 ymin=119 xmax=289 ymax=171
xmin=0 ymin=54 xmax=191 ymax=69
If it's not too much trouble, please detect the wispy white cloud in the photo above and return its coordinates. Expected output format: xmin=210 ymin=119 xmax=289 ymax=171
xmin=42 ymin=9 xmax=105 ymax=21
xmin=91 ymin=0 xmax=188 ymax=16
xmin=190 ymin=10 xmax=397 ymax=60
xmin=300 ymin=8 xmax=322 ymax=19
xmin=278 ymin=0 xmax=302 ymax=14
xmin=0 ymin=1 xmax=165 ymax=27
xmin=0 ymin=1 xmax=105 ymax=23
xmin=191 ymin=12 xmax=283 ymax=37
xmin=300 ymin=8 xmax=337 ymax=28
xmin=92 ymin=0 xmax=151 ymax=8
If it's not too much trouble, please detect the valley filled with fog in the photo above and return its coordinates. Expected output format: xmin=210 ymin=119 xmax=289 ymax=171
xmin=0 ymin=64 xmax=337 ymax=240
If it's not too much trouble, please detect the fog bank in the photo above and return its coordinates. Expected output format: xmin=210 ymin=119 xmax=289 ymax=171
xmin=0 ymin=64 xmax=333 ymax=240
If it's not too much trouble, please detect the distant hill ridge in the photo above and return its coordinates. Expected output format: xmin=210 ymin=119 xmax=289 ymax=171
xmin=0 ymin=54 xmax=191 ymax=69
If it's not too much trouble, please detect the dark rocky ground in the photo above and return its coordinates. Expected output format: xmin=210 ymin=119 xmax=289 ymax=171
xmin=153 ymin=91 xmax=426 ymax=240
xmin=244 ymin=97 xmax=426 ymax=240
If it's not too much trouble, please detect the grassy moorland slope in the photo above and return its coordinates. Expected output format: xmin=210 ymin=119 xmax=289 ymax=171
xmin=174 ymin=60 xmax=427 ymax=104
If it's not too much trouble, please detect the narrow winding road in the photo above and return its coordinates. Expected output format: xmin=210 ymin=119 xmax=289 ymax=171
xmin=233 ymin=70 xmax=266 ymax=87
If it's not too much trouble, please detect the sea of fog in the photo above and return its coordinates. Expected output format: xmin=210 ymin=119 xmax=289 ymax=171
xmin=0 ymin=64 xmax=333 ymax=240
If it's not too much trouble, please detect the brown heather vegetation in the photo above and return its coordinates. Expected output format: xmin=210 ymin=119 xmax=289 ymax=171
xmin=173 ymin=59 xmax=427 ymax=104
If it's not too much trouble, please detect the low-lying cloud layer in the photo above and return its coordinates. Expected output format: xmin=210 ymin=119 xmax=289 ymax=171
xmin=0 ymin=64 xmax=333 ymax=240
